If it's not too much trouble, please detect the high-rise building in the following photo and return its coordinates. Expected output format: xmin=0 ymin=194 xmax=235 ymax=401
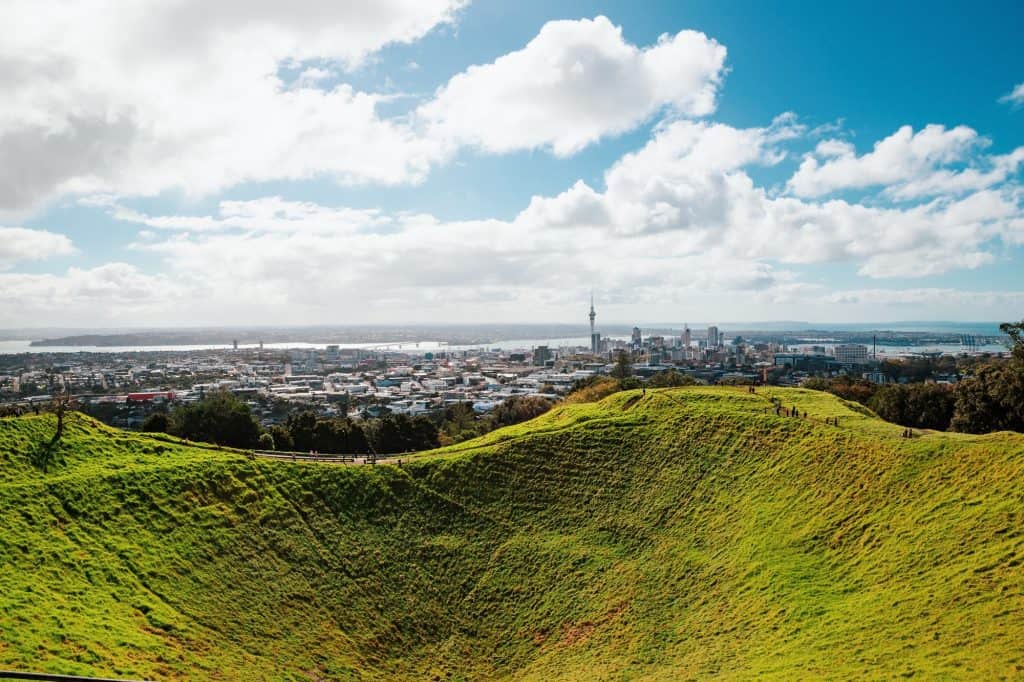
xmin=589 ymin=294 xmax=599 ymax=354
xmin=631 ymin=326 xmax=642 ymax=347
xmin=683 ymin=324 xmax=691 ymax=349
xmin=707 ymin=325 xmax=720 ymax=348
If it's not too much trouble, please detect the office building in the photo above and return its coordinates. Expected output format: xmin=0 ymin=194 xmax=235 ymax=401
xmin=834 ymin=344 xmax=869 ymax=365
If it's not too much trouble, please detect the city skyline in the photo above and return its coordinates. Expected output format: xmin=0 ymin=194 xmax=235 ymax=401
xmin=1 ymin=1 xmax=1023 ymax=327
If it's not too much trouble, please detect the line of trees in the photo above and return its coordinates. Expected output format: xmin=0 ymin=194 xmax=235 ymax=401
xmin=141 ymin=391 xmax=553 ymax=453
xmin=803 ymin=320 xmax=1024 ymax=434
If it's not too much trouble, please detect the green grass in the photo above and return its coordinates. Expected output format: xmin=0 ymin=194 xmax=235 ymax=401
xmin=2 ymin=387 xmax=1023 ymax=679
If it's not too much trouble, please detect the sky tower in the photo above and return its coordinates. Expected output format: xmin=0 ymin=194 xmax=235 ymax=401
xmin=589 ymin=293 xmax=600 ymax=354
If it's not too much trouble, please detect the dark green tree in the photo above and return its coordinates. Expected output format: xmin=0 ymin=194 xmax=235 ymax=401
xmin=489 ymin=395 xmax=552 ymax=429
xmin=285 ymin=411 xmax=318 ymax=452
xmin=950 ymin=363 xmax=1024 ymax=434
xmin=141 ymin=412 xmax=170 ymax=433
xmin=948 ymin=319 xmax=1024 ymax=434
xmin=409 ymin=415 xmax=440 ymax=451
xmin=169 ymin=391 xmax=261 ymax=448
xmin=368 ymin=414 xmax=439 ymax=453
xmin=868 ymin=383 xmax=955 ymax=430
xmin=371 ymin=415 xmax=404 ymax=454
xmin=267 ymin=424 xmax=293 ymax=451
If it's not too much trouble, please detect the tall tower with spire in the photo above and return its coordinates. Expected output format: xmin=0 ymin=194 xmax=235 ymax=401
xmin=589 ymin=293 xmax=596 ymax=336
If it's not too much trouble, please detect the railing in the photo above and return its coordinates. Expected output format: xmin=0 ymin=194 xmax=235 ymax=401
xmin=0 ymin=672 xmax=149 ymax=682
xmin=251 ymin=450 xmax=360 ymax=463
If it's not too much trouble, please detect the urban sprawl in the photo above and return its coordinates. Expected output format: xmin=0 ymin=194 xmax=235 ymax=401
xmin=0 ymin=305 xmax=1010 ymax=430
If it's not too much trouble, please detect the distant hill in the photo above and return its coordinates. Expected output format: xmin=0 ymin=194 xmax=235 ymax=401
xmin=2 ymin=388 xmax=1023 ymax=679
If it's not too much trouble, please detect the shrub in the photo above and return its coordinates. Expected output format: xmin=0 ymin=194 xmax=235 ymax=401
xmin=566 ymin=378 xmax=622 ymax=404
xmin=140 ymin=412 xmax=170 ymax=433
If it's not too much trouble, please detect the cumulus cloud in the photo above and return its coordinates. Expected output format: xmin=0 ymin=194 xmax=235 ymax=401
xmin=64 ymin=188 xmax=808 ymax=327
xmin=0 ymin=263 xmax=182 ymax=326
xmin=999 ymin=83 xmax=1024 ymax=107
xmin=884 ymin=146 xmax=1024 ymax=200
xmin=3 ymin=0 xmax=1021 ymax=328
xmin=0 ymin=7 xmax=736 ymax=214
xmin=74 ymin=114 xmax=1017 ymax=325
xmin=0 ymin=227 xmax=74 ymax=269
xmin=419 ymin=16 xmax=727 ymax=156
xmin=516 ymin=118 xmax=1024 ymax=278
xmin=0 ymin=0 xmax=465 ymax=212
xmin=786 ymin=124 xmax=983 ymax=198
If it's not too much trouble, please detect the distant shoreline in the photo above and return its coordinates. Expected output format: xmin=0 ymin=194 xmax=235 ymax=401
xmin=25 ymin=322 xmax=1007 ymax=349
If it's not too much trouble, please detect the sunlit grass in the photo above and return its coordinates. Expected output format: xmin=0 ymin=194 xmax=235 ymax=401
xmin=2 ymin=387 xmax=1023 ymax=679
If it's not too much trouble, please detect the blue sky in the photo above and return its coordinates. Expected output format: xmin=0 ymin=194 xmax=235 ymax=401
xmin=1 ymin=0 xmax=1023 ymax=327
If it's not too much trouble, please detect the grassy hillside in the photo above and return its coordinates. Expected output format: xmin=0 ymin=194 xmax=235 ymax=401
xmin=1 ymin=387 xmax=1023 ymax=679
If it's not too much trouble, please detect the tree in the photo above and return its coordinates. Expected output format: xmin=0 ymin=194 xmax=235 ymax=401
xmin=440 ymin=402 xmax=483 ymax=443
xmin=409 ymin=415 xmax=440 ymax=451
xmin=868 ymin=383 xmax=955 ymax=430
xmin=51 ymin=388 xmax=74 ymax=443
xmin=566 ymin=377 xmax=621 ymax=404
xmin=370 ymin=415 xmax=404 ymax=454
xmin=313 ymin=418 xmax=346 ymax=453
xmin=141 ymin=412 xmax=170 ymax=433
xmin=1000 ymin=319 xmax=1024 ymax=362
xmin=368 ymin=414 xmax=439 ymax=454
xmin=268 ymin=424 xmax=293 ymax=451
xmin=610 ymin=351 xmax=633 ymax=380
xmin=950 ymin=362 xmax=1024 ymax=433
xmin=285 ymin=411 xmax=318 ymax=452
xmin=258 ymin=432 xmax=275 ymax=450
xmin=647 ymin=369 xmax=698 ymax=388
xmin=169 ymin=390 xmax=261 ymax=448
xmin=948 ymin=319 xmax=1024 ymax=434
xmin=803 ymin=375 xmax=877 ymax=405
xmin=489 ymin=395 xmax=552 ymax=429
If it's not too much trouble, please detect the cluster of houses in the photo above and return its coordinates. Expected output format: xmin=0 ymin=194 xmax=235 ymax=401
xmin=1 ymin=331 xmax=988 ymax=429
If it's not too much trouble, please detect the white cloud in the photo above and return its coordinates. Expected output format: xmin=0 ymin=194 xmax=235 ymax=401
xmin=11 ymin=114 xmax=1024 ymax=325
xmin=0 ymin=263 xmax=181 ymax=326
xmin=787 ymin=124 xmax=982 ymax=198
xmin=81 ymin=124 xmax=1019 ymax=326
xmin=999 ymin=83 xmax=1024 ymax=107
xmin=419 ymin=16 xmax=727 ymax=156
xmin=0 ymin=227 xmax=74 ymax=269
xmin=0 ymin=0 xmax=465 ymax=212
xmin=295 ymin=67 xmax=334 ymax=89
xmin=826 ymin=287 xmax=1024 ymax=313
xmin=516 ymin=118 xmax=1024 ymax=279
xmin=885 ymin=146 xmax=1024 ymax=200
xmin=0 ymin=7 xmax=735 ymax=215
xmin=116 ymin=196 xmax=391 ymax=234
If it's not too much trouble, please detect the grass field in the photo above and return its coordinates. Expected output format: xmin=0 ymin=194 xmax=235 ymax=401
xmin=1 ymin=387 xmax=1023 ymax=679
